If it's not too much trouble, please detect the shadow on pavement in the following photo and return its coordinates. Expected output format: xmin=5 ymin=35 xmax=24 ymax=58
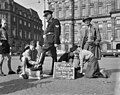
xmin=107 ymin=69 xmax=120 ymax=74
xmin=0 ymin=78 xmax=52 ymax=95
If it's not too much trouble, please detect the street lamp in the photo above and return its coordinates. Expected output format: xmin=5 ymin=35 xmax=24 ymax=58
xmin=44 ymin=0 xmax=46 ymax=31
xmin=110 ymin=36 xmax=114 ymax=52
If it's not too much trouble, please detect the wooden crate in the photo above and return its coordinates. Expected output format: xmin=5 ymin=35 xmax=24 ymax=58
xmin=53 ymin=62 xmax=75 ymax=79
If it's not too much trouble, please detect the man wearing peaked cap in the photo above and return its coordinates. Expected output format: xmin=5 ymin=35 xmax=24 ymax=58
xmin=39 ymin=9 xmax=61 ymax=75
xmin=43 ymin=10 xmax=53 ymax=17
xmin=82 ymin=17 xmax=92 ymax=22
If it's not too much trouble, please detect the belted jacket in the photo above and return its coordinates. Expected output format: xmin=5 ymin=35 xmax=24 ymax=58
xmin=44 ymin=18 xmax=61 ymax=45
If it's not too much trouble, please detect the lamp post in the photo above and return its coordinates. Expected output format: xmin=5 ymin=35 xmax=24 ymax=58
xmin=44 ymin=0 xmax=46 ymax=31
xmin=110 ymin=36 xmax=114 ymax=52
xmin=70 ymin=0 xmax=75 ymax=46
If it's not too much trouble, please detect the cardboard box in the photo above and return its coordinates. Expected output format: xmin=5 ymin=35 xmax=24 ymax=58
xmin=53 ymin=62 xmax=75 ymax=79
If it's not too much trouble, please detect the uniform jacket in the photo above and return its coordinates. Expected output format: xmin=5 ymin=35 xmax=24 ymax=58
xmin=44 ymin=18 xmax=61 ymax=45
xmin=77 ymin=23 xmax=101 ymax=60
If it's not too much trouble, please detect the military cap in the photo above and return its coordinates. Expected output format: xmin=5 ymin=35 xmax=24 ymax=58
xmin=43 ymin=10 xmax=53 ymax=17
xmin=82 ymin=17 xmax=92 ymax=22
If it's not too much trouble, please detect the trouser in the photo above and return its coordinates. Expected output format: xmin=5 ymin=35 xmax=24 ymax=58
xmin=84 ymin=56 xmax=101 ymax=78
xmin=39 ymin=44 xmax=57 ymax=74
xmin=21 ymin=57 xmax=43 ymax=74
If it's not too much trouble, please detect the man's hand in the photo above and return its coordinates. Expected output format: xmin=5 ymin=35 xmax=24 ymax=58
xmin=0 ymin=42 xmax=2 ymax=46
xmin=43 ymin=35 xmax=46 ymax=38
xmin=94 ymin=41 xmax=99 ymax=45
xmin=54 ymin=44 xmax=58 ymax=47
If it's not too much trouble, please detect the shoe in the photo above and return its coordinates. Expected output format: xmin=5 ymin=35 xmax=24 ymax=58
xmin=76 ymin=72 xmax=84 ymax=78
xmin=21 ymin=74 xmax=29 ymax=79
xmin=37 ymin=75 xmax=43 ymax=80
xmin=0 ymin=72 xmax=6 ymax=76
xmin=100 ymin=69 xmax=109 ymax=78
xmin=17 ymin=66 xmax=22 ymax=74
xmin=8 ymin=71 xmax=16 ymax=75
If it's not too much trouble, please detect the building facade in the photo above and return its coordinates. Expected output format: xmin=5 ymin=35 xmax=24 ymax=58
xmin=47 ymin=0 xmax=120 ymax=51
xmin=0 ymin=0 xmax=43 ymax=53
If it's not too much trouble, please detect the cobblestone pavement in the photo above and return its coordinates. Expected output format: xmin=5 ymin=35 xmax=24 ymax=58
xmin=0 ymin=56 xmax=120 ymax=95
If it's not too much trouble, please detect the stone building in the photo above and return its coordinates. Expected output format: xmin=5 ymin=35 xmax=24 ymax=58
xmin=0 ymin=0 xmax=43 ymax=53
xmin=47 ymin=0 xmax=120 ymax=51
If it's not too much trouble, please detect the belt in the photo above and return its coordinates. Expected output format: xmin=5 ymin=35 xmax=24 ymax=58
xmin=45 ymin=32 xmax=54 ymax=35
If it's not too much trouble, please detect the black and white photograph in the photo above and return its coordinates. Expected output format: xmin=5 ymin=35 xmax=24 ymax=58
xmin=0 ymin=0 xmax=120 ymax=95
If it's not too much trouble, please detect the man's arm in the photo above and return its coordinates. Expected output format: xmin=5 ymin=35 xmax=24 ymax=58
xmin=22 ymin=50 xmax=38 ymax=65
xmin=94 ymin=26 xmax=101 ymax=45
xmin=53 ymin=19 xmax=61 ymax=46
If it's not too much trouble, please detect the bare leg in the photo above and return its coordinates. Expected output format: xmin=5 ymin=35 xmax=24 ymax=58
xmin=21 ymin=57 xmax=28 ymax=74
xmin=0 ymin=54 xmax=4 ymax=74
xmin=6 ymin=54 xmax=16 ymax=74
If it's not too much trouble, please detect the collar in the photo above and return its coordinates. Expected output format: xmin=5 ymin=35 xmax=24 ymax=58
xmin=83 ymin=23 xmax=92 ymax=27
xmin=47 ymin=18 xmax=54 ymax=23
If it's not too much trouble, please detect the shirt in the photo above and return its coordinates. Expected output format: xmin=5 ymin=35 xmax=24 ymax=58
xmin=22 ymin=48 xmax=39 ymax=65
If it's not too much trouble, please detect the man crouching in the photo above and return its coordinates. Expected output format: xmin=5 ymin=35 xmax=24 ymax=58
xmin=20 ymin=41 xmax=42 ymax=79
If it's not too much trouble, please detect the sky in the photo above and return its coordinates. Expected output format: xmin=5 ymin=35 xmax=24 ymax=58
xmin=14 ymin=0 xmax=48 ymax=25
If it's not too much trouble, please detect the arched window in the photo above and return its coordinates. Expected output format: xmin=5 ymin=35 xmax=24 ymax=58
xmin=116 ymin=44 xmax=120 ymax=49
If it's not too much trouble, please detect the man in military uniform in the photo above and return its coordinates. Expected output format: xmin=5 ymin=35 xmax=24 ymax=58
xmin=39 ymin=10 xmax=61 ymax=75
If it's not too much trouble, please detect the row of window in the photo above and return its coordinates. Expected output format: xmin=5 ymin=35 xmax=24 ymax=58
xmin=0 ymin=2 xmax=8 ymax=9
xmin=12 ymin=17 xmax=41 ymax=30
xmin=12 ymin=29 xmax=40 ymax=41
xmin=0 ymin=2 xmax=40 ymax=23
xmin=52 ymin=2 xmax=113 ymax=19
xmin=51 ymin=0 xmax=120 ymax=19
xmin=61 ymin=19 xmax=120 ymax=42
xmin=55 ymin=0 xmax=110 ymax=4
xmin=18 ymin=10 xmax=40 ymax=23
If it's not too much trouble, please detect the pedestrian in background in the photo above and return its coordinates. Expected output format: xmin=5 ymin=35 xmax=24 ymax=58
xmin=0 ymin=18 xmax=16 ymax=76
xmin=39 ymin=10 xmax=61 ymax=75
xmin=77 ymin=17 xmax=101 ymax=60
